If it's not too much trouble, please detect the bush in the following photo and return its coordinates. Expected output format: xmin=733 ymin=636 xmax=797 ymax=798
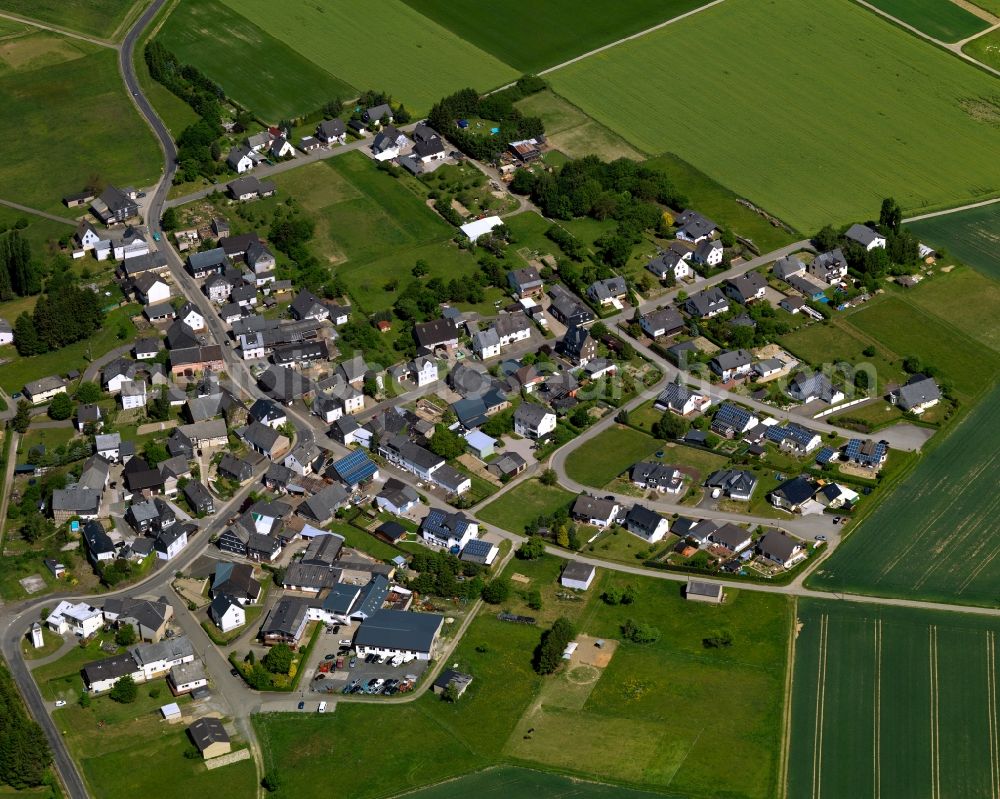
xmin=516 ymin=535 xmax=546 ymax=560
xmin=622 ymin=619 xmax=660 ymax=644
xmin=526 ymin=589 xmax=542 ymax=611
xmin=535 ymin=616 xmax=575 ymax=674
xmin=114 ymin=624 xmax=137 ymax=646
xmin=481 ymin=578 xmax=511 ymax=604
xmin=262 ymin=643 xmax=293 ymax=675
xmin=703 ymin=629 xmax=734 ymax=649
xmin=109 ymin=675 xmax=138 ymax=704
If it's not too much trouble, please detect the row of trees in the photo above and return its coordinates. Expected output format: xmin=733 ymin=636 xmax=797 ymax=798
xmin=0 ymin=666 xmax=52 ymax=788
xmin=426 ymin=78 xmax=546 ymax=162
xmin=13 ymin=282 xmax=104 ymax=356
xmin=0 ymin=230 xmax=39 ymax=300
xmin=535 ymin=616 xmax=575 ymax=674
xmin=144 ymin=42 xmax=227 ymax=184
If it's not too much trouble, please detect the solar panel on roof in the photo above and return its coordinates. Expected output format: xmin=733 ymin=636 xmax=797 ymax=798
xmin=332 ymin=449 xmax=378 ymax=486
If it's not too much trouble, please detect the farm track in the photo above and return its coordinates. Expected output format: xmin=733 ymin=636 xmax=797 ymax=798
xmin=928 ymin=625 xmax=941 ymax=799
xmin=811 ymin=614 xmax=829 ymax=799
xmin=872 ymin=618 xmax=882 ymax=799
xmin=988 ymin=631 xmax=999 ymax=798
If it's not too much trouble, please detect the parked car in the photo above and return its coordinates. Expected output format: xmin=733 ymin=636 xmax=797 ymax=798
xmin=54 ymin=700 xmax=67 ymax=708
xmin=339 ymin=639 xmax=352 ymax=647
xmin=297 ymin=701 xmax=305 ymax=710
xmin=230 ymin=668 xmax=240 ymax=677
xmin=324 ymin=653 xmax=337 ymax=660
xmin=349 ymin=657 xmax=357 ymax=668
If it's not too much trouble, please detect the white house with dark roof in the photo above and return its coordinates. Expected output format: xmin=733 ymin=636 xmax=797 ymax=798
xmin=513 ymin=403 xmax=556 ymax=439
xmin=624 ymin=505 xmax=669 ymax=543
xmin=844 ymin=224 xmax=886 ymax=251
xmin=640 ymin=306 xmax=685 ymax=339
xmin=890 ymin=374 xmax=940 ymax=414
xmin=674 ymin=209 xmax=717 ymax=243
xmin=684 ymin=287 xmax=729 ymax=319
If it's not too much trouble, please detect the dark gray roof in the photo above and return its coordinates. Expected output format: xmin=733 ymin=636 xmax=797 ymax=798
xmin=188 ymin=717 xmax=229 ymax=751
xmin=354 ymin=609 xmax=443 ymax=653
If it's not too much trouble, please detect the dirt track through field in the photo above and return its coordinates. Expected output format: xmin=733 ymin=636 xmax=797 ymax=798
xmin=811 ymin=614 xmax=829 ymax=799
xmin=928 ymin=626 xmax=941 ymax=799
xmin=872 ymin=618 xmax=882 ymax=799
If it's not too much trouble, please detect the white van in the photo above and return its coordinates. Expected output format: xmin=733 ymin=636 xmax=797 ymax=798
xmin=317 ymin=701 xmax=327 ymax=713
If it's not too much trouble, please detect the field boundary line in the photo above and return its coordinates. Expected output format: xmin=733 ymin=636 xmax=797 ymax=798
xmin=988 ymin=631 xmax=999 ymax=798
xmin=904 ymin=196 xmax=1000 ymax=223
xmin=537 ymin=0 xmax=726 ymax=78
xmin=873 ymin=617 xmax=882 ymax=799
xmin=778 ymin=598 xmax=798 ymax=799
xmin=0 ymin=10 xmax=117 ymax=48
xmin=929 ymin=626 xmax=941 ymax=799
xmin=811 ymin=614 xmax=829 ymax=799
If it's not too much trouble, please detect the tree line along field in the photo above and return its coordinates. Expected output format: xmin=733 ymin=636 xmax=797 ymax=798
xmin=255 ymin=558 xmax=791 ymax=799
xmin=0 ymin=0 xmax=141 ymax=40
xmin=861 ymin=0 xmax=990 ymax=42
xmin=216 ymin=0 xmax=518 ymax=114
xmin=155 ymin=0 xmax=356 ymax=122
xmin=787 ymin=599 xmax=1000 ymax=799
xmin=909 ymin=203 xmax=1000 ymax=282
xmin=0 ymin=32 xmax=159 ymax=214
xmin=548 ymin=0 xmax=1000 ymax=234
xmin=807 ymin=380 xmax=1000 ymax=606
xmin=398 ymin=0 xmax=711 ymax=74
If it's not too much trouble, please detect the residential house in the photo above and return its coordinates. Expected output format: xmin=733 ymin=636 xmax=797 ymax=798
xmin=371 ymin=125 xmax=408 ymax=160
xmin=23 ymin=375 xmax=67 ymax=404
xmin=132 ymin=273 xmax=170 ymax=305
xmin=708 ymin=523 xmax=752 ymax=553
xmin=46 ymin=601 xmax=102 ymax=637
xmin=723 ymin=272 xmax=767 ymax=304
xmin=461 ymin=539 xmax=499 ymax=566
xmin=765 ymin=423 xmax=822 ymax=455
xmin=674 ymin=209 xmax=717 ymax=243
xmin=411 ymin=356 xmax=438 ymax=387
xmin=560 ymin=325 xmax=596 ymax=366
xmin=787 ymin=371 xmax=845 ymax=404
xmin=102 ymin=596 xmax=172 ymax=642
xmin=705 ymin=469 xmax=758 ymax=501
xmin=492 ymin=312 xmax=532 ymax=347
xmin=289 ymin=289 xmax=329 ymax=322
xmin=845 ymin=223 xmax=886 ymax=251
xmin=472 ymin=328 xmax=501 ymax=359
xmin=134 ymin=338 xmax=160 ymax=360
xmin=587 ymin=277 xmax=627 ymax=306
xmin=773 ymin=256 xmax=805 ymax=281
xmin=571 ymin=495 xmax=620 ymax=528
xmin=212 ymin=562 xmax=262 ymax=604
xmin=624 ymin=505 xmax=669 ymax=543
xmin=169 ymin=345 xmax=225 ymax=378
xmin=226 ymin=144 xmax=257 ymax=173
xmin=376 ymin=478 xmax=419 ymax=516
xmin=328 ymin=449 xmax=379 ymax=487
xmin=270 ymin=136 xmax=295 ymax=159
xmin=757 ymin=530 xmax=807 ymax=568
xmin=413 ymin=124 xmax=445 ymax=163
xmin=120 ymin=379 xmax=147 ymax=409
xmin=487 ymin=451 xmax=527 ymax=480
xmin=711 ymin=402 xmax=759 ymax=437
xmin=685 ymin=580 xmax=724 ymax=604
xmin=218 ymin=454 xmax=254 ymax=484
xmin=640 ymin=307 xmax=685 ymax=338
xmin=76 ymin=404 xmax=103 ymax=432
xmin=646 ymin=248 xmax=693 ymax=282
xmin=284 ymin=441 xmax=320 ymax=476
xmin=261 ymin=597 xmax=310 ymax=646
xmin=82 ymin=520 xmax=116 ymax=562
xmin=364 ymin=104 xmax=393 ymax=125
xmin=845 ymin=438 xmax=889 ymax=470
xmin=654 ymin=381 xmax=709 ymax=416
xmin=547 ymin=284 xmax=594 ymax=326
xmin=684 ymin=287 xmax=729 ymax=319
xmin=227 ymin=176 xmax=275 ymax=201
xmin=421 ymin=509 xmax=477 ymax=550
xmin=890 ymin=374 xmax=941 ymax=414
xmin=298 ymin=484 xmax=349 ymax=525
xmin=769 ymin=476 xmax=817 ymax=512
xmin=809 ymin=248 xmax=848 ymax=283
xmin=630 ymin=462 xmax=684 ymax=494
xmin=183 ymin=481 xmax=215 ymax=515
xmin=816 ymin=482 xmax=859 ymax=510
xmin=316 ymin=118 xmax=346 ymax=144
xmin=514 ymin=402 xmax=556 ymax=439
xmin=413 ymin=318 xmax=459 ymax=354
xmin=90 ymin=186 xmax=138 ymax=225
xmin=52 ymin=486 xmax=100 ymax=524
xmin=508 ymin=267 xmax=543 ymax=298
xmin=188 ymin=718 xmax=231 ymax=760
xmin=753 ymin=358 xmax=784 ymax=380
xmin=169 ymin=661 xmax=208 ymax=695
xmin=710 ymin=349 xmax=753 ymax=382
xmin=694 ymin=239 xmax=724 ymax=267
xmin=186 ymin=248 xmax=230 ymax=280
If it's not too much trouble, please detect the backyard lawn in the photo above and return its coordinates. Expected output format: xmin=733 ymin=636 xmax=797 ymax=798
xmin=477 ymin=479 xmax=575 ymax=535
xmin=564 ymin=425 xmax=663 ymax=488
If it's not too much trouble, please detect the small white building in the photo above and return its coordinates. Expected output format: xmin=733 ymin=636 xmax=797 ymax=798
xmin=460 ymin=216 xmax=503 ymax=243
xmin=119 ymin=379 xmax=148 ymax=410
xmin=411 ymin=357 xmax=438 ymax=387
xmin=209 ymin=595 xmax=246 ymax=633
xmin=560 ymin=562 xmax=596 ymax=591
xmin=168 ymin=661 xmax=208 ymax=695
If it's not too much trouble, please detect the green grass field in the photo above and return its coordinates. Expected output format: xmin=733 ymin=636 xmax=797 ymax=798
xmin=909 ymin=203 xmax=1000 ymax=282
xmin=0 ymin=304 xmax=139 ymax=394
xmin=514 ymin=91 xmax=644 ymax=163
xmin=255 ymin=559 xmax=790 ymax=799
xmin=477 ymin=480 xmax=575 ymax=534
xmin=970 ymin=0 xmax=1000 ymax=15
xmin=54 ymin=682 xmax=256 ymax=799
xmin=549 ymin=0 xmax=1000 ymax=232
xmin=808 ymin=381 xmax=1000 ymax=606
xmin=402 ymin=767 xmax=665 ymax=799
xmin=0 ymin=0 xmax=140 ymax=39
xmin=217 ymin=0 xmax=518 ymax=113
xmin=400 ymin=0 xmax=709 ymax=73
xmin=0 ymin=40 xmax=159 ymax=213
xmin=846 ymin=296 xmax=1000 ymax=400
xmin=646 ymin=153 xmax=800 ymax=250
xmin=156 ymin=0 xmax=356 ymax=121
xmin=564 ymin=425 xmax=663 ymax=488
xmin=900 ymin=267 xmax=1000 ymax=352
xmin=861 ymin=0 xmax=989 ymax=42
xmin=788 ymin=599 xmax=1000 ymax=798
